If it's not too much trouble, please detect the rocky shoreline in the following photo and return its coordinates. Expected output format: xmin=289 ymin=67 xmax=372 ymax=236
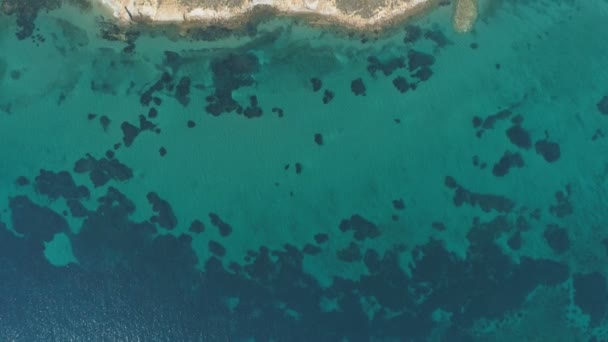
xmin=98 ymin=0 xmax=478 ymax=33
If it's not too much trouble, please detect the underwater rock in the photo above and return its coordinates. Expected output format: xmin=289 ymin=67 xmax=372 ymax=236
xmin=73 ymin=154 xmax=133 ymax=187
xmin=543 ymin=224 xmax=570 ymax=254
xmin=209 ymin=212 xmax=233 ymax=237
xmin=34 ymin=169 xmax=89 ymax=200
xmin=492 ymin=151 xmax=524 ymax=177
xmin=535 ymin=138 xmax=561 ymax=163
xmin=351 ymin=78 xmax=366 ymax=96
xmin=392 ymin=76 xmax=410 ymax=93
xmin=147 ymin=192 xmax=178 ymax=230
xmin=9 ymin=195 xmax=68 ymax=241
xmin=597 ymin=96 xmax=608 ymax=115
xmin=189 ymin=220 xmax=205 ymax=233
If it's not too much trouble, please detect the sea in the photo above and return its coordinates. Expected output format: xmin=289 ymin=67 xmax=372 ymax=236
xmin=1 ymin=0 xmax=608 ymax=340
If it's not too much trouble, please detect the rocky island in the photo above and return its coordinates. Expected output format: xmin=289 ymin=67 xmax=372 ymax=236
xmin=100 ymin=0 xmax=478 ymax=33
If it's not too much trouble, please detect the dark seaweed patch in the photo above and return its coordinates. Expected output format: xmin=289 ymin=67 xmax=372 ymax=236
xmin=186 ymin=25 xmax=234 ymax=41
xmin=472 ymin=116 xmax=482 ymax=128
xmin=511 ymin=114 xmax=524 ymax=125
xmin=423 ymin=29 xmax=450 ymax=47
xmin=120 ymin=121 xmax=140 ymax=147
xmin=392 ymin=76 xmax=410 ymax=93
xmin=403 ymin=25 xmax=422 ymax=44
xmin=337 ymin=242 xmax=362 ymax=262
xmin=535 ymin=138 xmax=561 ymax=163
xmin=322 ymin=89 xmax=334 ymax=104
xmin=189 ymin=220 xmax=205 ymax=233
xmin=475 ymin=109 xmax=513 ymax=137
xmin=549 ymin=188 xmax=573 ymax=218
xmin=363 ymin=249 xmax=381 ymax=273
xmin=120 ymin=115 xmax=158 ymax=147
xmin=314 ymin=233 xmax=328 ymax=244
xmin=412 ymin=66 xmax=433 ymax=82
xmin=407 ymin=50 xmax=435 ymax=72
xmin=209 ymin=240 xmax=226 ymax=257
xmin=72 ymin=186 xmax=156 ymax=266
xmin=272 ymin=107 xmax=284 ymax=117
xmin=367 ymin=56 xmax=405 ymax=77
xmin=507 ymin=231 xmax=522 ymax=250
xmin=592 ymin=129 xmax=604 ymax=141
xmin=148 ymin=108 xmax=158 ymax=119
xmin=444 ymin=175 xmax=458 ymax=188
xmin=597 ymin=96 xmax=608 ymax=115
xmin=244 ymin=95 xmax=263 ymax=118
xmin=147 ymin=192 xmax=177 ymax=230
xmin=472 ymin=155 xmax=480 ymax=167
xmin=175 ymin=76 xmax=191 ymax=106
xmin=432 ymin=222 xmax=446 ymax=231
xmin=481 ymin=109 xmax=512 ymax=130
xmin=163 ymin=51 xmax=182 ymax=74
xmin=410 ymin=234 xmax=567 ymax=329
xmin=573 ymin=272 xmax=608 ymax=326
xmin=34 ymin=169 xmax=89 ymax=200
xmin=302 ymin=243 xmax=322 ymax=255
xmin=67 ymin=199 xmax=89 ymax=218
xmin=15 ymin=176 xmax=29 ymax=186
xmin=2 ymin=0 xmax=61 ymax=40
xmin=310 ymin=78 xmax=322 ymax=92
xmin=350 ymin=78 xmax=366 ymax=96
xmin=100 ymin=115 xmax=111 ymax=131
xmin=73 ymin=154 xmax=133 ymax=187
xmin=506 ymin=124 xmax=532 ymax=149
xmin=206 ymin=53 xmax=259 ymax=116
xmin=2 ymin=175 xmax=575 ymax=341
xmin=492 ymin=151 xmax=524 ymax=177
xmin=98 ymin=20 xmax=139 ymax=53
xmin=447 ymin=177 xmax=515 ymax=213
xmin=338 ymin=215 xmax=380 ymax=241
xmin=392 ymin=198 xmax=405 ymax=210
xmin=209 ymin=212 xmax=233 ymax=237
xmin=10 ymin=69 xmax=22 ymax=80
xmin=9 ymin=195 xmax=68 ymax=241
xmin=140 ymin=72 xmax=173 ymax=106
xmin=543 ymin=224 xmax=570 ymax=254
xmin=314 ymin=133 xmax=323 ymax=146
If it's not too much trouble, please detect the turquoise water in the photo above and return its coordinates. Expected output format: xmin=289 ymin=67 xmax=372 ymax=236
xmin=2 ymin=0 xmax=608 ymax=340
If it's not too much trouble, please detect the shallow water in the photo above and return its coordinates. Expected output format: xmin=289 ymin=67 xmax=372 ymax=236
xmin=1 ymin=0 xmax=608 ymax=340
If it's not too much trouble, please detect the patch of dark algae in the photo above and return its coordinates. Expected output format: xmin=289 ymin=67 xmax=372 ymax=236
xmin=1 ymin=0 xmax=91 ymax=40
xmin=2 ymin=169 xmax=575 ymax=340
xmin=205 ymin=53 xmax=260 ymax=116
xmin=73 ymin=153 xmax=133 ymax=187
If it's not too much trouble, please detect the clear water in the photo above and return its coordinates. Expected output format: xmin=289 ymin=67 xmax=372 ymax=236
xmin=1 ymin=0 xmax=608 ymax=340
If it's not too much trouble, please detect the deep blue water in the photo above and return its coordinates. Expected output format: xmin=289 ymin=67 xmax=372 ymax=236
xmin=2 ymin=0 xmax=608 ymax=340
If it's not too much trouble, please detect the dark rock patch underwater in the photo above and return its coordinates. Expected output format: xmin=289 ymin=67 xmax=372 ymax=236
xmin=0 ymin=174 xmax=575 ymax=340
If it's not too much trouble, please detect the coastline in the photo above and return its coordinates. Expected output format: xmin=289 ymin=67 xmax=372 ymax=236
xmin=97 ymin=0 xmax=451 ymax=33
